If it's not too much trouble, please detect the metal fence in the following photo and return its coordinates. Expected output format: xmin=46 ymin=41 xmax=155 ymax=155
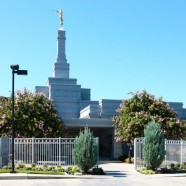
xmin=9 ymin=138 xmax=98 ymax=166
xmin=134 ymin=138 xmax=186 ymax=170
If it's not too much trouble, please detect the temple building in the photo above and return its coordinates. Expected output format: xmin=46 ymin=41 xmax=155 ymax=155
xmin=35 ymin=17 xmax=186 ymax=159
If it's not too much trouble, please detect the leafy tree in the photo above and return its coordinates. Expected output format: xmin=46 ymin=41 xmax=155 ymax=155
xmin=143 ymin=120 xmax=165 ymax=170
xmin=0 ymin=96 xmax=8 ymax=104
xmin=0 ymin=88 xmax=64 ymax=137
xmin=113 ymin=90 xmax=186 ymax=144
xmin=72 ymin=127 xmax=98 ymax=174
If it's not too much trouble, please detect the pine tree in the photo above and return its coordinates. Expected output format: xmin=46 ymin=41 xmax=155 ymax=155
xmin=143 ymin=120 xmax=165 ymax=170
xmin=72 ymin=127 xmax=98 ymax=174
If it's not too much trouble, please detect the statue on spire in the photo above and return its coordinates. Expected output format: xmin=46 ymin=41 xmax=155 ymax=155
xmin=54 ymin=9 xmax=63 ymax=28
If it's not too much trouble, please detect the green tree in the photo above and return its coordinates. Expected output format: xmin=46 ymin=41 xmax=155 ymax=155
xmin=113 ymin=90 xmax=186 ymax=144
xmin=143 ymin=120 xmax=165 ymax=170
xmin=0 ymin=88 xmax=64 ymax=137
xmin=72 ymin=127 xmax=98 ymax=174
xmin=0 ymin=96 xmax=8 ymax=104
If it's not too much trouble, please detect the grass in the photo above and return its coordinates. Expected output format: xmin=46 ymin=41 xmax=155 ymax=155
xmin=0 ymin=169 xmax=11 ymax=173
xmin=139 ymin=167 xmax=186 ymax=174
xmin=0 ymin=169 xmax=65 ymax=175
xmin=139 ymin=168 xmax=155 ymax=174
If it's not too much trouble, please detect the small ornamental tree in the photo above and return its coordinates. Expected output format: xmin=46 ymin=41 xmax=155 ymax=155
xmin=143 ymin=120 xmax=165 ymax=170
xmin=72 ymin=127 xmax=98 ymax=174
xmin=0 ymin=88 xmax=64 ymax=137
xmin=113 ymin=90 xmax=186 ymax=143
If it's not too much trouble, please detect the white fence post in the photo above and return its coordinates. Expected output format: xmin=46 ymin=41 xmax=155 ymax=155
xmin=134 ymin=138 xmax=137 ymax=170
xmin=32 ymin=137 xmax=34 ymax=164
xmin=164 ymin=139 xmax=167 ymax=166
xmin=180 ymin=139 xmax=183 ymax=165
xmin=59 ymin=137 xmax=61 ymax=166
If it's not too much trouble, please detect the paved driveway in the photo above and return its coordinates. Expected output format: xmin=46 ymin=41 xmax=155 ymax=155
xmin=0 ymin=163 xmax=185 ymax=186
xmin=101 ymin=163 xmax=186 ymax=186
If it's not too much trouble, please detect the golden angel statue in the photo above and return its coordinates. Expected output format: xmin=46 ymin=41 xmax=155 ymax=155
xmin=55 ymin=9 xmax=63 ymax=28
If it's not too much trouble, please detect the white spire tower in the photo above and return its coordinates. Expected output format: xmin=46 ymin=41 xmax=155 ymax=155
xmin=53 ymin=9 xmax=70 ymax=78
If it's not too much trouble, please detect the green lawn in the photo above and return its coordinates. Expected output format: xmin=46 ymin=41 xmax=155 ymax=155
xmin=0 ymin=169 xmax=65 ymax=175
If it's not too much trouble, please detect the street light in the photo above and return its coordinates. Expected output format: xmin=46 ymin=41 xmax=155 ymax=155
xmin=10 ymin=64 xmax=27 ymax=173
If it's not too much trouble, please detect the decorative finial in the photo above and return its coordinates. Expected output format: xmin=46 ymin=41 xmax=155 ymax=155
xmin=54 ymin=9 xmax=63 ymax=28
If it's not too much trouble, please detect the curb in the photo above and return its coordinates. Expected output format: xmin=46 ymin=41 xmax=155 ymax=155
xmin=0 ymin=173 xmax=106 ymax=180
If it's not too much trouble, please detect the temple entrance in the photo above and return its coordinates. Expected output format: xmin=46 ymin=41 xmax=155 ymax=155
xmin=92 ymin=128 xmax=113 ymax=159
xmin=65 ymin=127 xmax=114 ymax=159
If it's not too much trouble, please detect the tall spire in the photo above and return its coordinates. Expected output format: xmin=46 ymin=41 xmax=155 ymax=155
xmin=53 ymin=9 xmax=70 ymax=78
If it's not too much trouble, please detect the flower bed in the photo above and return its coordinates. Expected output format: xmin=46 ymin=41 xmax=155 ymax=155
xmin=0 ymin=163 xmax=104 ymax=175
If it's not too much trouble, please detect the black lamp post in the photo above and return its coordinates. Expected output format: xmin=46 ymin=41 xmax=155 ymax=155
xmin=10 ymin=64 xmax=27 ymax=173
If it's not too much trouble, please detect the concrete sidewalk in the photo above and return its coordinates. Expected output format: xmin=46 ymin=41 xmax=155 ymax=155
xmin=101 ymin=162 xmax=186 ymax=177
xmin=100 ymin=162 xmax=139 ymax=177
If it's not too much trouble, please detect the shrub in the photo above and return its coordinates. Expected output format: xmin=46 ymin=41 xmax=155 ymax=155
xmin=159 ymin=168 xmax=176 ymax=174
xmin=139 ymin=167 xmax=155 ymax=174
xmin=170 ymin=163 xmax=175 ymax=169
xmin=25 ymin=167 xmax=32 ymax=170
xmin=72 ymin=127 xmax=98 ymax=174
xmin=48 ymin=166 xmax=55 ymax=171
xmin=92 ymin=167 xmax=104 ymax=175
xmin=31 ymin=163 xmax=36 ymax=168
xmin=56 ymin=166 xmax=65 ymax=172
xmin=35 ymin=166 xmax=43 ymax=171
xmin=181 ymin=162 xmax=186 ymax=169
xmin=57 ymin=167 xmax=63 ymax=172
xmin=16 ymin=164 xmax=26 ymax=169
xmin=176 ymin=163 xmax=180 ymax=169
xmin=72 ymin=166 xmax=80 ymax=174
xmin=65 ymin=166 xmax=73 ymax=174
xmin=143 ymin=120 xmax=165 ymax=170
xmin=43 ymin=163 xmax=48 ymax=169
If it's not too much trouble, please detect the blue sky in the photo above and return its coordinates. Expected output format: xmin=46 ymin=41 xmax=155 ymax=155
xmin=0 ymin=0 xmax=186 ymax=106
